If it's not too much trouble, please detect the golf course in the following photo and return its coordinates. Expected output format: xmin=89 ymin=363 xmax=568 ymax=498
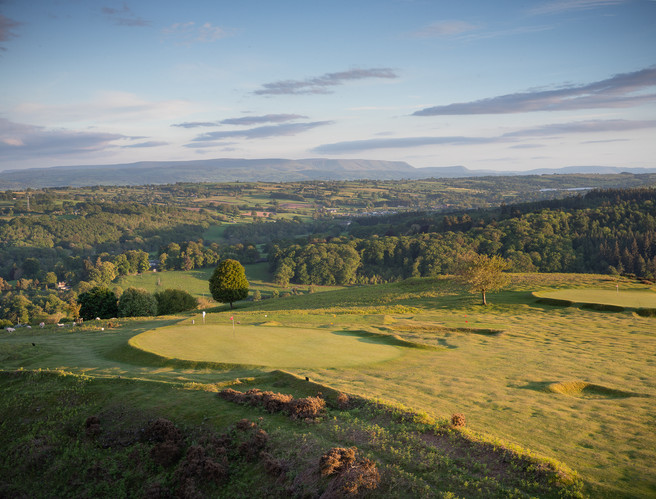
xmin=1 ymin=272 xmax=654 ymax=497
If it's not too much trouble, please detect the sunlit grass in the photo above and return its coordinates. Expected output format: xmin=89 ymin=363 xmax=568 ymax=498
xmin=1 ymin=273 xmax=654 ymax=497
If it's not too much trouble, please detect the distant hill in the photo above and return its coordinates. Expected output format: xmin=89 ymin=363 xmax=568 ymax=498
xmin=1 ymin=158 xmax=654 ymax=189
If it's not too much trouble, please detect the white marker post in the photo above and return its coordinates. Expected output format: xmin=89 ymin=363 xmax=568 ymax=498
xmin=202 ymin=310 xmax=206 ymax=324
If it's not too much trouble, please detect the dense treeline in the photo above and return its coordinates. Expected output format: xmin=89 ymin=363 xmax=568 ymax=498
xmin=157 ymin=240 xmax=261 ymax=271
xmin=0 ymin=202 xmax=217 ymax=281
xmin=270 ymin=188 xmax=656 ymax=284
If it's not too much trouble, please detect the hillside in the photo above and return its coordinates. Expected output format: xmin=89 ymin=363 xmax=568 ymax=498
xmin=2 ymin=157 xmax=656 ymax=189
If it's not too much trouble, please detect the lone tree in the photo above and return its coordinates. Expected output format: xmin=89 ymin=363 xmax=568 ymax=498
xmin=455 ymin=254 xmax=510 ymax=306
xmin=209 ymin=259 xmax=249 ymax=309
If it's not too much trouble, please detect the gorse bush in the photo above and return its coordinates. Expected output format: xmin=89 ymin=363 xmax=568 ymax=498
xmin=217 ymin=388 xmax=326 ymax=420
xmin=451 ymin=413 xmax=466 ymax=427
xmin=319 ymin=447 xmax=380 ymax=496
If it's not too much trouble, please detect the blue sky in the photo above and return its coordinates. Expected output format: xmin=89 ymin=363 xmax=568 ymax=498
xmin=1 ymin=0 xmax=655 ymax=172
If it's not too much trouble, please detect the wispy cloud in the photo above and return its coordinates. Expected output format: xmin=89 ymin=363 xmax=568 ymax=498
xmin=528 ymin=0 xmax=629 ymax=15
xmin=171 ymin=121 xmax=220 ymax=129
xmin=410 ymin=20 xmax=478 ymax=38
xmin=191 ymin=121 xmax=333 ymax=143
xmin=0 ymin=14 xmax=22 ymax=50
xmin=102 ymin=3 xmax=150 ymax=27
xmin=122 ymin=140 xmax=168 ymax=148
xmin=162 ymin=21 xmax=231 ymax=45
xmin=504 ymin=119 xmax=656 ymax=137
xmin=171 ymin=114 xmax=308 ymax=128
xmin=312 ymin=119 xmax=656 ymax=154
xmin=0 ymin=118 xmax=126 ymax=160
xmin=220 ymin=114 xmax=309 ymax=126
xmin=254 ymin=68 xmax=399 ymax=95
xmin=413 ymin=66 xmax=656 ymax=116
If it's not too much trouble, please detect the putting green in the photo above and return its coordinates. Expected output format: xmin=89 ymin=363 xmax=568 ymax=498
xmin=535 ymin=288 xmax=656 ymax=308
xmin=130 ymin=324 xmax=404 ymax=368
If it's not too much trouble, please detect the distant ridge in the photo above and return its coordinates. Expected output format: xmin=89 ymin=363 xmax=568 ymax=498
xmin=1 ymin=158 xmax=654 ymax=189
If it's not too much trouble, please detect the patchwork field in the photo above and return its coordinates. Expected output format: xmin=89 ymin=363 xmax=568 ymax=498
xmin=1 ymin=273 xmax=654 ymax=497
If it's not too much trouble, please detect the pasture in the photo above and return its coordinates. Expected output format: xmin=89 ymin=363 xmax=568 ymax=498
xmin=116 ymin=263 xmax=344 ymax=301
xmin=1 ymin=273 xmax=654 ymax=497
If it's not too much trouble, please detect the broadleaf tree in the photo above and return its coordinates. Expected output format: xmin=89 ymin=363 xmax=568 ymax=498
xmin=455 ymin=253 xmax=510 ymax=306
xmin=209 ymin=259 xmax=249 ymax=309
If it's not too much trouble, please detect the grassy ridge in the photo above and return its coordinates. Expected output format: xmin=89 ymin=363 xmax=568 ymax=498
xmin=0 ymin=369 xmax=582 ymax=498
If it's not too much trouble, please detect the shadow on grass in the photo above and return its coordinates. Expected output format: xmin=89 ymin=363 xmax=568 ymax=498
xmin=512 ymin=380 xmax=649 ymax=399
xmin=331 ymin=329 xmax=444 ymax=351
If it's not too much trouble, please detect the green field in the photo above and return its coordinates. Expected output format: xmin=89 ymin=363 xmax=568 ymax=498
xmin=116 ymin=264 xmax=344 ymax=302
xmin=1 ymin=273 xmax=655 ymax=497
xmin=117 ymin=268 xmax=215 ymax=299
xmin=130 ymin=323 xmax=405 ymax=368
xmin=535 ymin=287 xmax=656 ymax=308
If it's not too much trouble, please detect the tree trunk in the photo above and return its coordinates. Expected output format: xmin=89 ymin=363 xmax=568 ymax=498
xmin=229 ymin=302 xmax=234 ymax=309
xmin=481 ymin=289 xmax=487 ymax=306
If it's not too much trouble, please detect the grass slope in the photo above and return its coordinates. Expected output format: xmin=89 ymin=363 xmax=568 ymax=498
xmin=1 ymin=273 xmax=654 ymax=497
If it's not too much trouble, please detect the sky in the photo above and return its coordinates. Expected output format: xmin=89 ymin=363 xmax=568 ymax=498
xmin=1 ymin=0 xmax=655 ymax=173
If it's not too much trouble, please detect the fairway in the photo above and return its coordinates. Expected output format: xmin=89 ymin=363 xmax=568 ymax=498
xmin=130 ymin=324 xmax=404 ymax=368
xmin=535 ymin=287 xmax=656 ymax=308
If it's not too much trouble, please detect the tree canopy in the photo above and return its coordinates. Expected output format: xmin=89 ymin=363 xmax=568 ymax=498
xmin=117 ymin=287 xmax=158 ymax=318
xmin=455 ymin=254 xmax=510 ymax=305
xmin=154 ymin=288 xmax=198 ymax=315
xmin=78 ymin=287 xmax=118 ymax=320
xmin=209 ymin=259 xmax=249 ymax=309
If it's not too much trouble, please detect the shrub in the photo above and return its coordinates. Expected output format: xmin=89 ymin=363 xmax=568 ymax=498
xmin=154 ymin=288 xmax=198 ymax=315
xmin=336 ymin=393 xmax=350 ymax=410
xmin=151 ymin=440 xmax=182 ymax=467
xmin=261 ymin=451 xmax=289 ymax=477
xmin=338 ymin=457 xmax=380 ymax=495
xmin=218 ymin=388 xmax=326 ymax=420
xmin=261 ymin=391 xmax=294 ymax=413
xmin=118 ymin=287 xmax=158 ymax=317
xmin=78 ymin=287 xmax=118 ymax=320
xmin=320 ymin=447 xmax=356 ymax=476
xmin=451 ymin=413 xmax=466 ymax=427
xmin=288 ymin=396 xmax=326 ymax=420
xmin=217 ymin=388 xmax=245 ymax=403
xmin=235 ymin=419 xmax=256 ymax=431
xmin=143 ymin=418 xmax=183 ymax=444
xmin=238 ymin=429 xmax=269 ymax=461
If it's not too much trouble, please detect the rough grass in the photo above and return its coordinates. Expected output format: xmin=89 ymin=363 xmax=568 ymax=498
xmin=0 ymin=369 xmax=582 ymax=498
